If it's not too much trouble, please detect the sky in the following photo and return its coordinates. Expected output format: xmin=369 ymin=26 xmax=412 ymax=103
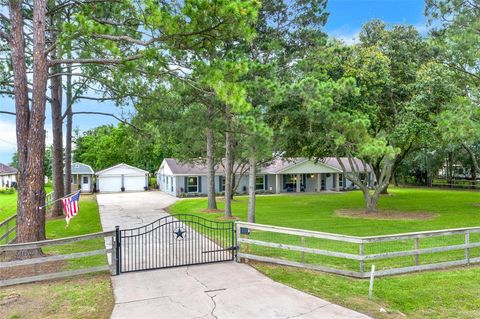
xmin=0 ymin=0 xmax=426 ymax=164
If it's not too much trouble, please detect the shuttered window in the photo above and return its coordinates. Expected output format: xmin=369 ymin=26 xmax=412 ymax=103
xmin=187 ymin=176 xmax=198 ymax=193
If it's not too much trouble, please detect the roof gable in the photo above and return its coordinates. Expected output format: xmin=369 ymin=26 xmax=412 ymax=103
xmin=70 ymin=162 xmax=94 ymax=174
xmin=96 ymin=163 xmax=148 ymax=176
xmin=277 ymin=159 xmax=342 ymax=174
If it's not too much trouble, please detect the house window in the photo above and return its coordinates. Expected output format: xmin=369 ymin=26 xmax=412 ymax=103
xmin=339 ymin=174 xmax=343 ymax=187
xmin=187 ymin=176 xmax=198 ymax=193
xmin=255 ymin=176 xmax=265 ymax=190
xmin=220 ymin=176 xmax=235 ymax=192
xmin=170 ymin=177 xmax=174 ymax=192
xmin=83 ymin=176 xmax=88 ymax=184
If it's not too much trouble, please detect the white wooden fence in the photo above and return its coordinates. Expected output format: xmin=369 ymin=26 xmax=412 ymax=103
xmin=0 ymin=230 xmax=117 ymax=287
xmin=236 ymin=221 xmax=480 ymax=278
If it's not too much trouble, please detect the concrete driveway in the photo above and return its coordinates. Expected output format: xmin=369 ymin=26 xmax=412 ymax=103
xmin=97 ymin=191 xmax=370 ymax=319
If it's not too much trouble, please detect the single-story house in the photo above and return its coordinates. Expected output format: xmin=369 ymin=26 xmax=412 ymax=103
xmin=0 ymin=163 xmax=17 ymax=188
xmin=157 ymin=157 xmax=373 ymax=197
xmin=96 ymin=163 xmax=149 ymax=193
xmin=68 ymin=162 xmax=94 ymax=193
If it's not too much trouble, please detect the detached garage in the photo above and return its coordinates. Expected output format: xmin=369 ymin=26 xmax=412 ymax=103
xmin=96 ymin=163 xmax=149 ymax=193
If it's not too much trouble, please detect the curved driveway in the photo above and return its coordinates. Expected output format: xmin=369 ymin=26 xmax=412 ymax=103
xmin=97 ymin=191 xmax=370 ymax=319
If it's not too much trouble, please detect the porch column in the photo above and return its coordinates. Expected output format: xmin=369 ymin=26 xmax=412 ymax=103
xmin=275 ymin=174 xmax=281 ymax=194
xmin=296 ymin=174 xmax=301 ymax=192
xmin=317 ymin=173 xmax=321 ymax=192
xmin=335 ymin=173 xmax=340 ymax=192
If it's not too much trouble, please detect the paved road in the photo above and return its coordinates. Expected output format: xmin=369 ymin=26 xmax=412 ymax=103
xmin=97 ymin=191 xmax=371 ymax=319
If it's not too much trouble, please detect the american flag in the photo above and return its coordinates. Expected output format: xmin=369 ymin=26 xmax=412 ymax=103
xmin=62 ymin=191 xmax=81 ymax=224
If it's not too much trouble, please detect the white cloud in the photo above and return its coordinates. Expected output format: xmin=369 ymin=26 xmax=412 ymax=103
xmin=328 ymin=26 xmax=360 ymax=45
xmin=0 ymin=119 xmax=17 ymax=152
xmin=0 ymin=118 xmax=54 ymax=152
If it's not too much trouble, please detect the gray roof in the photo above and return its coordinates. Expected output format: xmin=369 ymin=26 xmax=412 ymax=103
xmin=162 ymin=157 xmax=371 ymax=175
xmin=71 ymin=162 xmax=94 ymax=174
xmin=0 ymin=163 xmax=17 ymax=176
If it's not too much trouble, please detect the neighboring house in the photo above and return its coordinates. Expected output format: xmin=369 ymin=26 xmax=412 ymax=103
xmin=68 ymin=162 xmax=94 ymax=193
xmin=438 ymin=163 xmax=475 ymax=180
xmin=96 ymin=163 xmax=149 ymax=193
xmin=0 ymin=163 xmax=17 ymax=188
xmin=157 ymin=157 xmax=373 ymax=197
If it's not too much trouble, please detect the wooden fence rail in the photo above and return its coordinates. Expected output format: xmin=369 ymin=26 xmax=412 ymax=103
xmin=0 ymin=230 xmax=116 ymax=287
xmin=236 ymin=221 xmax=480 ymax=278
xmin=0 ymin=215 xmax=17 ymax=244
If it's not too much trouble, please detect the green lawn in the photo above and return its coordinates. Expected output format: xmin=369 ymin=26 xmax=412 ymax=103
xmin=169 ymin=188 xmax=480 ymax=319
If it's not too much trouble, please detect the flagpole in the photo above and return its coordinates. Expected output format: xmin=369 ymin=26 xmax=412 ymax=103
xmin=39 ymin=191 xmax=80 ymax=209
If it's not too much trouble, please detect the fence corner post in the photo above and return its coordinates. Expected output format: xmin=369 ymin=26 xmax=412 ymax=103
xmin=115 ymin=226 xmax=121 ymax=275
xmin=368 ymin=264 xmax=376 ymax=300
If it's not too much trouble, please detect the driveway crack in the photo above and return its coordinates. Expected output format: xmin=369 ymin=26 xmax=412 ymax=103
xmin=207 ymin=293 xmax=218 ymax=319
xmin=185 ymin=266 xmax=209 ymax=290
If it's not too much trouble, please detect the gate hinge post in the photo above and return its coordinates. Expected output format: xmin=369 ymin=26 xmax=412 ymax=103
xmin=115 ymin=225 xmax=121 ymax=275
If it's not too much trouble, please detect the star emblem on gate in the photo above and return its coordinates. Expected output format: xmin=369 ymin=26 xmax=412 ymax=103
xmin=173 ymin=227 xmax=186 ymax=240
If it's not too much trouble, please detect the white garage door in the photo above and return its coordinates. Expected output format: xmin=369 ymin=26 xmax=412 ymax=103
xmin=124 ymin=175 xmax=146 ymax=191
xmin=98 ymin=176 xmax=122 ymax=193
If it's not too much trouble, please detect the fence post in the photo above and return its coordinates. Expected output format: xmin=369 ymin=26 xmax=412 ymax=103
xmin=115 ymin=226 xmax=121 ymax=275
xmin=415 ymin=238 xmax=420 ymax=266
xmin=232 ymin=221 xmax=236 ymax=262
xmin=368 ymin=264 xmax=376 ymax=300
xmin=110 ymin=235 xmax=117 ymax=275
xmin=235 ymin=223 xmax=240 ymax=262
xmin=465 ymin=231 xmax=470 ymax=264
xmin=359 ymin=241 xmax=365 ymax=273
xmin=5 ymin=221 xmax=9 ymax=244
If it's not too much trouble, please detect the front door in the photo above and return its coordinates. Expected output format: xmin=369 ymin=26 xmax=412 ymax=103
xmin=81 ymin=175 xmax=91 ymax=192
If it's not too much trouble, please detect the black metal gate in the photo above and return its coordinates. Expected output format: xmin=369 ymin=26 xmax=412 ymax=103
xmin=115 ymin=214 xmax=235 ymax=273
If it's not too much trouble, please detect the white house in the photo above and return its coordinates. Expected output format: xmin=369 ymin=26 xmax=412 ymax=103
xmin=0 ymin=163 xmax=17 ymax=188
xmin=157 ymin=157 xmax=373 ymax=197
xmin=68 ymin=162 xmax=94 ymax=193
xmin=96 ymin=163 xmax=149 ymax=193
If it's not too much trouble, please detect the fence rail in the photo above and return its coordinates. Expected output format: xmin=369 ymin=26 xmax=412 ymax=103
xmin=236 ymin=221 xmax=480 ymax=278
xmin=0 ymin=230 xmax=116 ymax=287
xmin=432 ymin=179 xmax=480 ymax=189
xmin=0 ymin=215 xmax=17 ymax=244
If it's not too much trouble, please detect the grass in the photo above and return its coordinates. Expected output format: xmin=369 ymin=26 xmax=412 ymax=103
xmin=0 ymin=184 xmax=53 ymax=222
xmin=169 ymin=187 xmax=480 ymax=318
xmin=0 ymin=184 xmax=53 ymax=244
xmin=44 ymin=194 xmax=109 ymax=270
xmin=0 ymin=273 xmax=114 ymax=319
xmin=1 ymin=194 xmax=114 ymax=319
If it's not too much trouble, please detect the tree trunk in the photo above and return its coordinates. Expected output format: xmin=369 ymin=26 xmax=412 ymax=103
xmin=224 ymin=104 xmax=233 ymax=218
xmin=64 ymin=68 xmax=73 ymax=194
xmin=462 ymin=143 xmax=480 ymax=175
xmin=364 ymin=190 xmax=379 ymax=213
xmin=50 ymin=52 xmax=65 ymax=217
xmin=247 ymin=149 xmax=256 ymax=223
xmin=9 ymin=0 xmax=48 ymax=257
xmin=206 ymin=126 xmax=217 ymax=210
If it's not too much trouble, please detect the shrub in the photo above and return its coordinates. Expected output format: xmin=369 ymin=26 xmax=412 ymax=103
xmin=0 ymin=187 xmax=15 ymax=194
